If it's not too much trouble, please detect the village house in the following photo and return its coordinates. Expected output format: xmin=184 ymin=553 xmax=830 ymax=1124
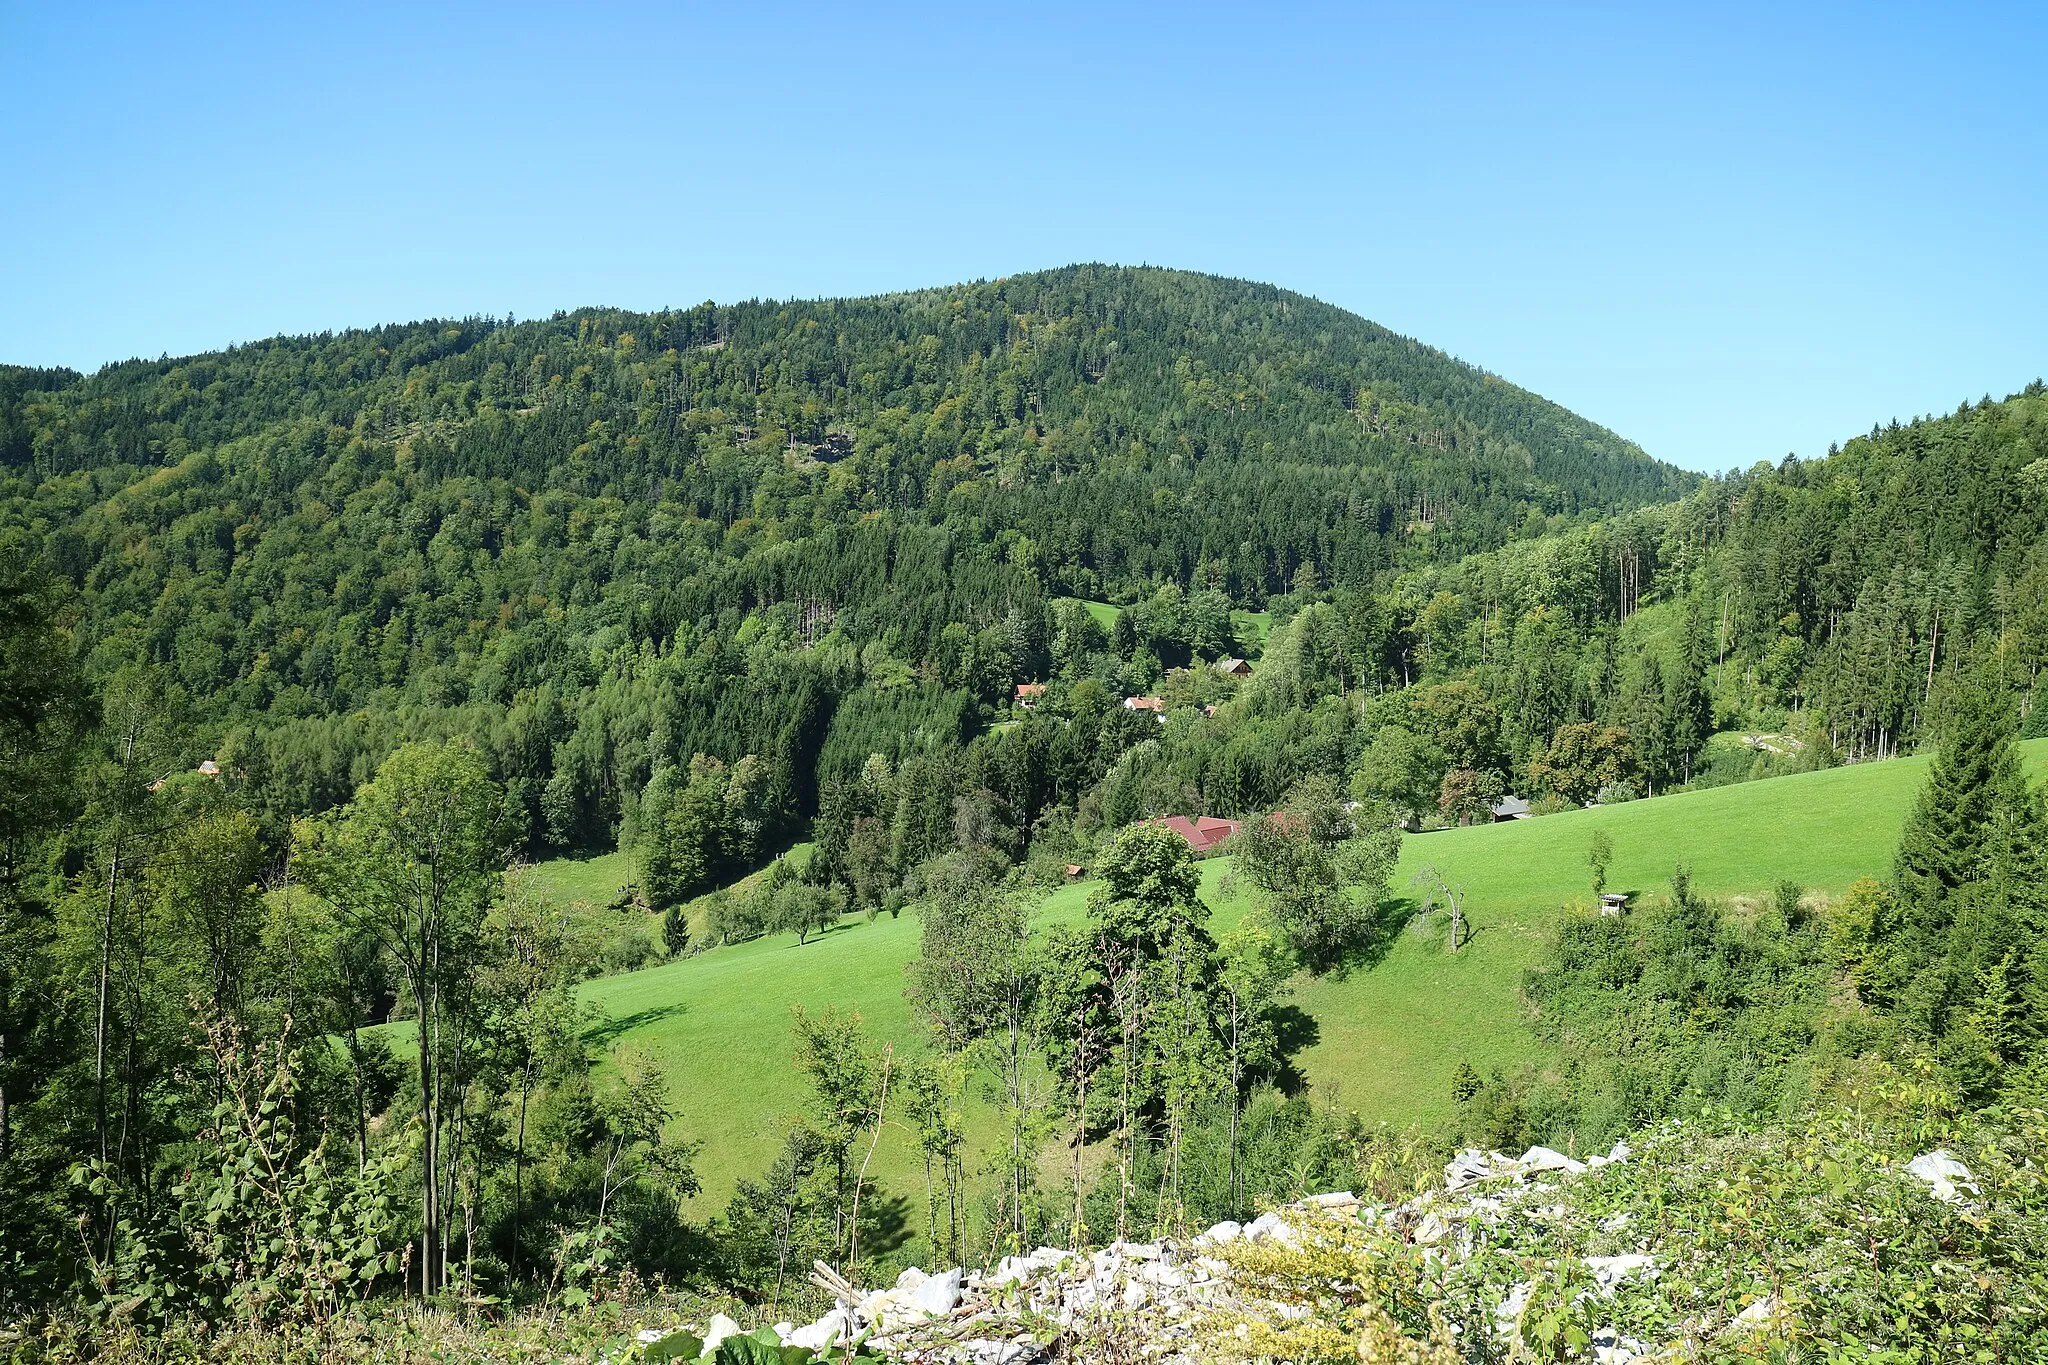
xmin=1148 ymin=814 xmax=1241 ymax=855
xmin=1123 ymin=695 xmax=1166 ymax=715
xmin=1214 ymin=657 xmax=1252 ymax=677
xmin=1015 ymin=682 xmax=1046 ymax=709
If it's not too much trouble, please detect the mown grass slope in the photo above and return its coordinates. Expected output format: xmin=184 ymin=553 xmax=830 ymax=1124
xmin=568 ymin=743 xmax=2047 ymax=1209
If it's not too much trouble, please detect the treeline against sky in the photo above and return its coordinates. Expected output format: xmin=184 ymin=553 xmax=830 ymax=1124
xmin=0 ymin=266 xmax=1684 ymax=868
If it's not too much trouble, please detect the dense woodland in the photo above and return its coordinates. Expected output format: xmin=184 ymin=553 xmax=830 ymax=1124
xmin=2 ymin=268 xmax=2047 ymax=1354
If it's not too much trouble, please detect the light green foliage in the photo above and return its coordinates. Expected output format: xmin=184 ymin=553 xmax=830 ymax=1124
xmin=1502 ymin=872 xmax=1846 ymax=1150
xmin=771 ymin=880 xmax=839 ymax=945
xmin=1196 ymin=1092 xmax=2048 ymax=1360
xmin=1352 ymin=726 xmax=1441 ymax=825
xmin=1525 ymin=721 xmax=1638 ymax=807
xmin=1585 ymin=828 xmax=1613 ymax=898
xmin=1234 ymin=776 xmax=1400 ymax=970
xmin=906 ymin=875 xmax=1029 ymax=1052
xmin=898 ymin=1054 xmax=967 ymax=1265
xmin=72 ymin=1015 xmax=407 ymax=1328
xmin=1088 ymin=821 xmax=1207 ymax=952
xmin=1198 ymin=1210 xmax=1462 ymax=1363
xmin=634 ymin=1324 xmax=888 ymax=1365
xmin=785 ymin=1006 xmax=888 ymax=1268
xmin=297 ymin=739 xmax=502 ymax=1292
xmin=639 ymin=753 xmax=781 ymax=911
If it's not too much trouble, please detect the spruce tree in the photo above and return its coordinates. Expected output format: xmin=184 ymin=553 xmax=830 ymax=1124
xmin=1620 ymin=654 xmax=1670 ymax=791
xmin=1894 ymin=674 xmax=2034 ymax=904
xmin=1663 ymin=601 xmax=1713 ymax=784
xmin=1886 ymin=670 xmax=2048 ymax=1070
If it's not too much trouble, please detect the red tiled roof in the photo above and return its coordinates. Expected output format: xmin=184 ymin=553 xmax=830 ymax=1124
xmin=1150 ymin=814 xmax=1241 ymax=852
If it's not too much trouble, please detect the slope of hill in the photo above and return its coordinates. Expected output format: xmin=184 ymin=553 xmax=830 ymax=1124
xmin=571 ymin=744 xmax=2031 ymax=1208
xmin=0 ymin=267 xmax=1689 ymax=851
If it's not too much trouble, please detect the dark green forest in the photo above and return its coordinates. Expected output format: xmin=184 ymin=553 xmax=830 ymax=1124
xmin=0 ymin=266 xmax=1687 ymax=861
xmin=3 ymin=265 xmax=2047 ymax=1351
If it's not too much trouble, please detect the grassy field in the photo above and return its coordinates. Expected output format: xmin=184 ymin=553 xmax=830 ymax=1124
xmin=1069 ymin=598 xmax=1271 ymax=661
xmin=556 ymin=743 xmax=2048 ymax=1213
xmin=1231 ymin=609 xmax=1271 ymax=656
xmin=527 ymin=848 xmax=635 ymax=907
xmin=1076 ymin=599 xmax=1120 ymax=632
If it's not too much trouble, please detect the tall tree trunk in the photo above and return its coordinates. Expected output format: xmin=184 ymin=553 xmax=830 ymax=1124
xmin=415 ymin=973 xmax=438 ymax=1294
xmin=346 ymin=1024 xmax=368 ymax=1175
xmin=512 ymin=1056 xmax=533 ymax=1280
xmin=94 ymin=838 xmax=120 ymax=1163
xmin=1227 ymin=996 xmax=1243 ymax=1218
xmin=1 ymin=1005 xmax=11 ymax=1164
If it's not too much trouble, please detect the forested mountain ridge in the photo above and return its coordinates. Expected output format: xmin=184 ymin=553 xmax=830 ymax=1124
xmin=10 ymin=270 xmax=2048 ymax=1352
xmin=1374 ymin=381 xmax=2048 ymax=769
xmin=0 ymin=266 xmax=1688 ymax=850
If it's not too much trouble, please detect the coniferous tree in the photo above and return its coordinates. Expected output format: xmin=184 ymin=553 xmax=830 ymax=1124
xmin=1894 ymin=674 xmax=2035 ymax=906
xmin=1664 ymin=602 xmax=1713 ymax=783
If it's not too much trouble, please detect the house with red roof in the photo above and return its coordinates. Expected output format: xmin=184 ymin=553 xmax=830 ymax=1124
xmin=1015 ymin=682 xmax=1046 ymax=709
xmin=1148 ymin=814 xmax=1241 ymax=855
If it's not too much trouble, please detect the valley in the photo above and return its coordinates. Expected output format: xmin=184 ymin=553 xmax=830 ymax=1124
xmin=553 ymin=739 xmax=2021 ymax=1207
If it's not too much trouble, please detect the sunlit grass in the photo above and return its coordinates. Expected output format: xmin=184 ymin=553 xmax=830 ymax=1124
xmin=545 ymin=744 xmax=2043 ymax=1219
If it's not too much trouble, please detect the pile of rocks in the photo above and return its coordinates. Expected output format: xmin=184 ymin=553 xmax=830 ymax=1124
xmin=647 ymin=1140 xmax=1975 ymax=1364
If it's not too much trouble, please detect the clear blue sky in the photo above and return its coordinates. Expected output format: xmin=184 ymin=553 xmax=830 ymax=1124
xmin=4 ymin=2 xmax=2042 ymax=473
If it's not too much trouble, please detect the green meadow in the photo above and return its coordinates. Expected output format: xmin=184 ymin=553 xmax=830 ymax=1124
xmin=547 ymin=743 xmax=2045 ymax=1210
xmin=525 ymin=848 xmax=634 ymax=907
xmin=1069 ymin=599 xmax=1270 ymax=659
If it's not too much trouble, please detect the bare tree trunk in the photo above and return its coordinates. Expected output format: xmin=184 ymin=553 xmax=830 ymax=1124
xmin=415 ymin=950 xmax=439 ymax=1294
xmin=1069 ymin=1068 xmax=1090 ymax=1250
xmin=1924 ymin=609 xmax=1940 ymax=709
xmin=94 ymin=838 xmax=120 ymax=1162
xmin=847 ymin=1047 xmax=891 ymax=1275
xmin=512 ymin=1056 xmax=533 ymax=1280
xmin=1227 ymin=993 xmax=1243 ymax=1217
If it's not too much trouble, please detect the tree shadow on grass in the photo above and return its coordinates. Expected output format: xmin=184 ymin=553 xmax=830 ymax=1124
xmin=1271 ymin=1005 xmax=1322 ymax=1097
xmin=1319 ymin=894 xmax=1423 ymax=980
xmin=854 ymin=1189 xmax=915 ymax=1260
xmin=587 ymin=1000 xmax=689 ymax=1047
xmin=790 ymin=919 xmax=861 ymax=948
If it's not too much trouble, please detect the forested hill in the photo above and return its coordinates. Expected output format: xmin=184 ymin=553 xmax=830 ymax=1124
xmin=5 ymin=267 xmax=1682 ymax=537
xmin=0 ymin=265 xmax=1685 ymax=848
xmin=1386 ymin=380 xmax=2048 ymax=770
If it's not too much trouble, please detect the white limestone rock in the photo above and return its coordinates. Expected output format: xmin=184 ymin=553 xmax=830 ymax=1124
xmin=1906 ymin=1149 xmax=1978 ymax=1204
xmin=911 ymin=1265 xmax=965 ymax=1317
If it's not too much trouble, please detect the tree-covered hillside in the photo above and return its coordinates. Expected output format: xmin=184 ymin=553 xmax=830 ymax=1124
xmin=8 ymin=267 xmax=2048 ymax=1355
xmin=0 ymin=266 xmax=1688 ymax=853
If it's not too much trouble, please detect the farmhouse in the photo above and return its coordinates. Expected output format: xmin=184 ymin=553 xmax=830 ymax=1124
xmin=1148 ymin=814 xmax=1241 ymax=855
xmin=1214 ymin=657 xmax=1252 ymax=677
xmin=1015 ymin=682 xmax=1046 ymax=708
xmin=1123 ymin=695 xmax=1166 ymax=716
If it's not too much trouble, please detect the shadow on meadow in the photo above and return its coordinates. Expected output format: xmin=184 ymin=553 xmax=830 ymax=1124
xmin=588 ymin=1000 xmax=690 ymax=1046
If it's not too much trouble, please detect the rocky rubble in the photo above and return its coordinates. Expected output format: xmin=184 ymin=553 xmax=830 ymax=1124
xmin=644 ymin=1140 xmax=1978 ymax=1364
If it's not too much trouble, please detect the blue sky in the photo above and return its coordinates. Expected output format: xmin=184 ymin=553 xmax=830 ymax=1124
xmin=3 ymin=1 xmax=2042 ymax=473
